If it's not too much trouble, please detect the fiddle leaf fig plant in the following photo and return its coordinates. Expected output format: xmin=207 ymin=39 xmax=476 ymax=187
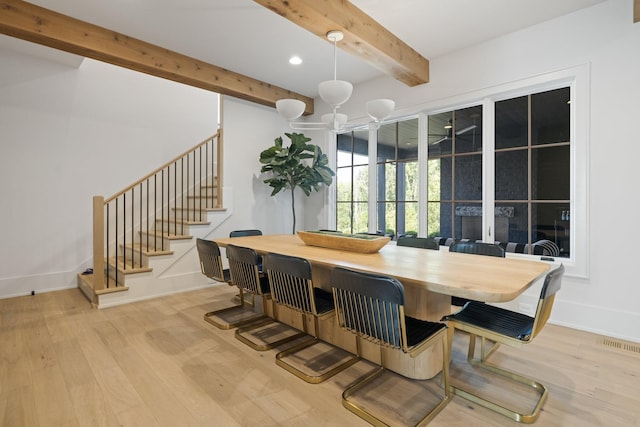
xmin=259 ymin=132 xmax=334 ymax=234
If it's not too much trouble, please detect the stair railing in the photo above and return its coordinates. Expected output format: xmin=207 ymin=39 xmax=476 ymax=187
xmin=92 ymin=131 xmax=223 ymax=292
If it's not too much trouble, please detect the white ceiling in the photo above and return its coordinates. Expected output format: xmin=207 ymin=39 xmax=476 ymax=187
xmin=2 ymin=0 xmax=606 ymax=98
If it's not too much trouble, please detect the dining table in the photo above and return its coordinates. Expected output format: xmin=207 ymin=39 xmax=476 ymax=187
xmin=212 ymin=233 xmax=551 ymax=379
xmin=213 ymin=234 xmax=550 ymax=319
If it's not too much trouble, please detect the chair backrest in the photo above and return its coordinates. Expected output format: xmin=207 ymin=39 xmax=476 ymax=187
xmin=225 ymin=244 xmax=265 ymax=295
xmin=264 ymin=252 xmax=317 ymax=315
xmin=331 ymin=267 xmax=406 ymax=350
xmin=195 ymin=238 xmax=227 ymax=282
xmin=530 ymin=264 xmax=564 ymax=339
xmin=229 ymin=229 xmax=263 ymax=238
xmin=397 ymin=236 xmax=439 ymax=250
xmin=449 ymin=241 xmax=505 ymax=258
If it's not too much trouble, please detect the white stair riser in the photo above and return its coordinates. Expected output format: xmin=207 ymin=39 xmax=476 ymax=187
xmin=120 ymin=246 xmax=150 ymax=267
xmin=154 ymin=220 xmax=192 ymax=235
xmin=171 ymin=209 xmax=209 ymax=221
xmin=138 ymin=231 xmax=169 ymax=248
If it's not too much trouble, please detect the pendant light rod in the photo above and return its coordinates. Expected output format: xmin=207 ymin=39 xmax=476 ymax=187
xmin=326 ymin=30 xmax=344 ymax=81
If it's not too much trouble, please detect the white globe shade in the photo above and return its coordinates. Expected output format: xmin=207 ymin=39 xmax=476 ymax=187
xmin=276 ymin=99 xmax=306 ymax=121
xmin=318 ymin=80 xmax=353 ymax=107
xmin=366 ymin=99 xmax=395 ymax=122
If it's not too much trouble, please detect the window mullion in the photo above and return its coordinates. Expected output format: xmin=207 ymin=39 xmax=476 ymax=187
xmin=418 ymin=112 xmax=429 ymax=237
xmin=482 ymin=98 xmax=496 ymax=243
xmin=368 ymin=123 xmax=377 ymax=233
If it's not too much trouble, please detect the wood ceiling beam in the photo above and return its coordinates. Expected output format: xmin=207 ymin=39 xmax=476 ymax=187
xmin=254 ymin=0 xmax=430 ymax=86
xmin=0 ymin=0 xmax=314 ymax=114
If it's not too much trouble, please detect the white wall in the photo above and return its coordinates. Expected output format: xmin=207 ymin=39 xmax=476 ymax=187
xmin=337 ymin=0 xmax=640 ymax=342
xmin=0 ymin=42 xmax=218 ymax=298
xmin=220 ymin=97 xmax=329 ymax=236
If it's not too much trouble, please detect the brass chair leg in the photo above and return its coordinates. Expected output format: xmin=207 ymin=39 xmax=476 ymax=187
xmin=234 ymin=318 xmax=308 ymax=351
xmin=342 ymin=366 xmax=387 ymax=427
xmin=276 ymin=337 xmax=360 ymax=384
xmin=450 ymin=332 xmax=548 ymax=423
xmin=203 ymin=305 xmax=267 ymax=330
xmin=342 ymin=330 xmax=450 ymax=427
xmin=204 ymin=291 xmax=264 ymax=329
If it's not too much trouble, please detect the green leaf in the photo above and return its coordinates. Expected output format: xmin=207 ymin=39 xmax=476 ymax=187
xmin=259 ymin=132 xmax=334 ymax=230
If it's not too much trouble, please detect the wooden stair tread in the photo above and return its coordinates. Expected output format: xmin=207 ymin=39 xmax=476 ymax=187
xmin=187 ymin=194 xmax=218 ymax=199
xmin=139 ymin=230 xmax=192 ymax=240
xmin=172 ymin=206 xmax=225 ymax=212
xmin=171 ymin=206 xmax=208 ymax=212
xmin=121 ymin=243 xmax=174 ymax=256
xmin=77 ymin=272 xmax=128 ymax=297
xmin=107 ymin=257 xmax=153 ymax=274
xmin=155 ymin=218 xmax=210 ymax=226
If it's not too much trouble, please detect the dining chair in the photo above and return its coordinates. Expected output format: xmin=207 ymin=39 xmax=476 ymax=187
xmin=449 ymin=241 xmax=505 ymax=257
xmin=196 ymin=238 xmax=230 ymax=284
xmin=449 ymin=241 xmax=505 ymax=306
xmin=397 ymin=236 xmax=439 ymax=250
xmin=264 ymin=252 xmax=359 ymax=383
xmin=443 ymin=264 xmax=564 ymax=423
xmin=197 ymin=239 xmax=267 ymax=329
xmin=230 ymin=229 xmax=263 ymax=272
xmin=331 ymin=267 xmax=450 ymax=426
xmin=229 ymin=229 xmax=263 ymax=237
xmin=227 ymin=244 xmax=306 ymax=351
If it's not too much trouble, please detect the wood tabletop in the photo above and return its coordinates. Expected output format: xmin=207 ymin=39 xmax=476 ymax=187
xmin=213 ymin=234 xmax=551 ymax=303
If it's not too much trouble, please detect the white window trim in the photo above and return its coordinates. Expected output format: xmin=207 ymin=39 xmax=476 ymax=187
xmin=333 ymin=64 xmax=589 ymax=278
xmin=419 ymin=64 xmax=589 ymax=278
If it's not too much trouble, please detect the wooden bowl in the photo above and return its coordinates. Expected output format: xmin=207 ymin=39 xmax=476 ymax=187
xmin=297 ymin=230 xmax=390 ymax=254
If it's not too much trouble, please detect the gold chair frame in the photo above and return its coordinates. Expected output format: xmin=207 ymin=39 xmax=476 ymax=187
xmin=228 ymin=245 xmax=306 ymax=351
xmin=332 ymin=267 xmax=451 ymax=427
xmin=266 ymin=253 xmax=359 ymax=383
xmin=196 ymin=238 xmax=264 ymax=330
xmin=445 ymin=264 xmax=564 ymax=423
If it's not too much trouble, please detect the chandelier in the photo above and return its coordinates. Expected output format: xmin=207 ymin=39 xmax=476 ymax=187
xmin=275 ymin=30 xmax=395 ymax=132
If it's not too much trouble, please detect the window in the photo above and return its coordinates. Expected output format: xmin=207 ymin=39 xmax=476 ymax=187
xmin=376 ymin=119 xmax=419 ymax=238
xmin=427 ymin=106 xmax=483 ymax=240
xmin=495 ymin=87 xmax=571 ymax=256
xmin=426 ymin=88 xmax=570 ymax=257
xmin=336 ymin=130 xmax=369 ymax=233
xmin=331 ymin=65 xmax=587 ymax=276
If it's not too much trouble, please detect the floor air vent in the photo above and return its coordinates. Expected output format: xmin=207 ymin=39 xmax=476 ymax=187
xmin=598 ymin=336 xmax=640 ymax=356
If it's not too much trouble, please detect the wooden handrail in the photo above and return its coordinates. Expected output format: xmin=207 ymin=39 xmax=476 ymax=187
xmin=92 ymin=131 xmax=223 ymax=294
xmin=104 ymin=131 xmax=220 ymax=204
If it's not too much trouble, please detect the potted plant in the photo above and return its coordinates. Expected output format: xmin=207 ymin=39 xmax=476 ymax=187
xmin=259 ymin=132 xmax=334 ymax=234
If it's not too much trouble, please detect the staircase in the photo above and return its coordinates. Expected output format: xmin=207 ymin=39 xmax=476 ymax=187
xmin=78 ymin=132 xmax=230 ymax=308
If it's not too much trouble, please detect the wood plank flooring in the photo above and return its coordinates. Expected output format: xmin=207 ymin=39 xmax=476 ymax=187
xmin=1 ymin=285 xmax=638 ymax=426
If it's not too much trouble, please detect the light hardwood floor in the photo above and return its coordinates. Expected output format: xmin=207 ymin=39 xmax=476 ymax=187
xmin=1 ymin=285 xmax=638 ymax=426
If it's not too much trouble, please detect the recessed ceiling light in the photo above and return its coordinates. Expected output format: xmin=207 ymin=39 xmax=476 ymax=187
xmin=289 ymin=56 xmax=302 ymax=65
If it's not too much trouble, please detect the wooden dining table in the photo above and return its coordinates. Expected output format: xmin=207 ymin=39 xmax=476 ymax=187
xmin=213 ymin=234 xmax=550 ymax=320
xmin=213 ymin=233 xmax=551 ymax=379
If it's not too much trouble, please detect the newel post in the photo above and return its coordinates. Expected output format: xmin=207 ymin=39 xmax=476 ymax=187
xmin=93 ymin=195 xmax=105 ymax=292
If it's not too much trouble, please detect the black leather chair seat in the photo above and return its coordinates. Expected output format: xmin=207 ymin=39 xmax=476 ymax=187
xmin=404 ymin=316 xmax=447 ymax=347
xmin=448 ymin=301 xmax=534 ymax=341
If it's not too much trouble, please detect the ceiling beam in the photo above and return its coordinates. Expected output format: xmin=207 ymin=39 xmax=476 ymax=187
xmin=254 ymin=0 xmax=430 ymax=87
xmin=0 ymin=0 xmax=314 ymax=114
xmin=635 ymin=0 xmax=639 ymax=23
